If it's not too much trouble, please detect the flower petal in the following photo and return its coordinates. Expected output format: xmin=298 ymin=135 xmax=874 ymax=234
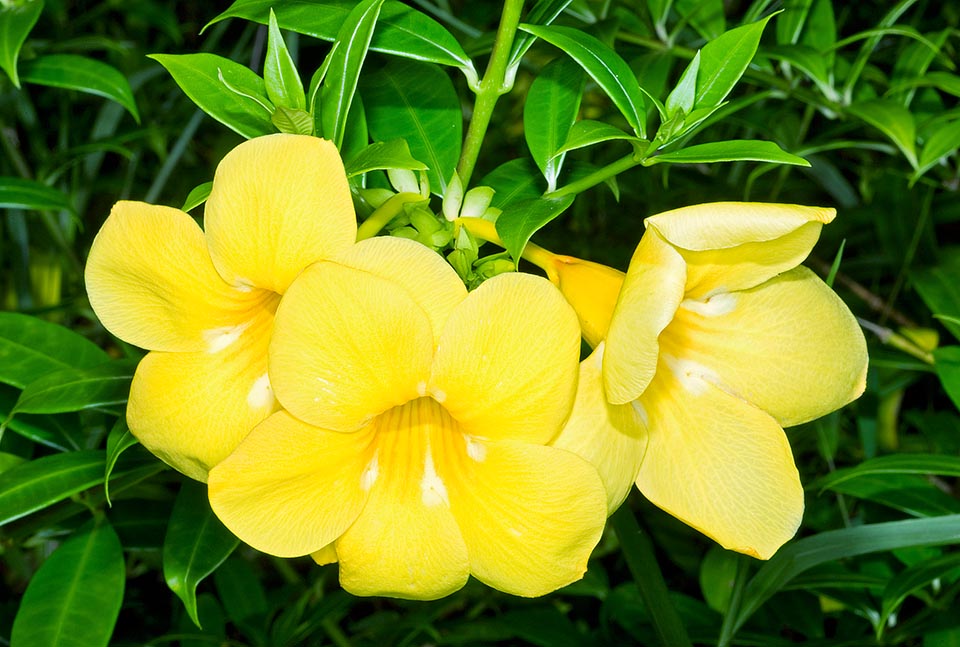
xmin=603 ymin=232 xmax=687 ymax=405
xmin=444 ymin=439 xmax=607 ymax=596
xmin=335 ymin=237 xmax=467 ymax=346
xmin=336 ymin=400 xmax=469 ymax=600
xmin=551 ymin=344 xmax=647 ymax=514
xmin=646 ymin=202 xmax=834 ymax=297
xmin=127 ymin=309 xmax=278 ymax=481
xmin=270 ymin=260 xmax=434 ymax=431
xmin=204 ymin=134 xmax=356 ymax=293
xmin=311 ymin=544 xmax=338 ymax=565
xmin=549 ymin=255 xmax=625 ymax=347
xmin=429 ymin=272 xmax=580 ymax=444
xmin=208 ymin=411 xmax=374 ymax=557
xmin=636 ymin=364 xmax=804 ymax=559
xmin=664 ymin=266 xmax=868 ymax=427
xmin=85 ymin=201 xmax=270 ymax=352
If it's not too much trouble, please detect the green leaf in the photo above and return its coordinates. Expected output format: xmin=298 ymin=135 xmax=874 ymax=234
xmin=0 ymin=176 xmax=73 ymax=213
xmin=496 ymin=195 xmax=575 ymax=262
xmin=10 ymin=520 xmax=124 ymax=647
xmin=0 ymin=0 xmax=43 ymax=87
xmin=519 ymin=24 xmax=647 ymax=137
xmin=695 ymin=15 xmax=773 ymax=109
xmin=181 ymin=181 xmax=212 ymax=212
xmin=813 ymin=453 xmax=960 ymax=490
xmin=879 ymin=551 xmax=960 ymax=634
xmin=164 ymin=481 xmax=240 ymax=628
xmin=271 ymin=105 xmax=314 ymax=135
xmin=554 ymin=120 xmax=644 ymax=156
xmin=934 ymin=346 xmax=960 ymax=412
xmin=847 ymin=98 xmax=918 ymax=170
xmin=665 ymin=51 xmax=700 ymax=118
xmin=0 ymin=312 xmax=109 ymax=388
xmin=208 ymin=0 xmax=475 ymax=77
xmin=481 ymin=158 xmax=545 ymax=208
xmin=699 ymin=546 xmax=741 ymax=613
xmin=13 ymin=359 xmax=135 ymax=415
xmin=912 ymin=256 xmax=960 ymax=340
xmin=508 ymin=0 xmax=573 ymax=74
xmin=775 ymin=0 xmax=814 ymax=45
xmin=264 ymin=9 xmax=306 ymax=110
xmin=916 ymin=119 xmax=960 ymax=178
xmin=823 ymin=473 xmax=960 ymax=517
xmin=524 ymin=56 xmax=582 ymax=191
xmin=344 ymin=139 xmax=427 ymax=177
xmin=21 ymin=54 xmax=139 ymax=122
xmin=360 ymin=58 xmax=461 ymax=194
xmin=320 ymin=0 xmax=384 ymax=147
xmin=104 ymin=419 xmax=138 ymax=506
xmin=150 ymin=53 xmax=274 ymax=139
xmin=215 ymin=556 xmax=269 ymax=630
xmin=676 ymin=0 xmax=726 ymax=39
xmin=762 ymin=44 xmax=836 ymax=99
xmin=728 ymin=515 xmax=960 ymax=638
xmin=0 ymin=450 xmax=105 ymax=525
xmin=647 ymin=140 xmax=809 ymax=166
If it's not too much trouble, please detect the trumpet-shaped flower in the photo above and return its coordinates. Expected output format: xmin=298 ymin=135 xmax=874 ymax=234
xmin=207 ymin=236 xmax=607 ymax=600
xmin=85 ymin=134 xmax=356 ymax=481
xmin=555 ymin=202 xmax=868 ymax=558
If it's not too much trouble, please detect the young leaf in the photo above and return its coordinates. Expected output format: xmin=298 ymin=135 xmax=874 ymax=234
xmin=181 ymin=181 xmax=213 ymax=212
xmin=264 ymin=8 xmax=305 ymax=110
xmin=10 ymin=520 xmax=124 ymax=647
xmin=665 ymin=51 xmax=700 ymax=118
xmin=0 ymin=176 xmax=73 ymax=213
xmin=13 ymin=359 xmax=136 ymax=415
xmin=508 ymin=0 xmax=573 ymax=74
xmin=0 ymin=0 xmax=43 ymax=87
xmin=20 ymin=54 xmax=140 ymax=122
xmin=554 ymin=120 xmax=644 ymax=157
xmin=524 ymin=56 xmax=583 ymax=190
xmin=0 ymin=450 xmax=105 ymax=525
xmin=646 ymin=140 xmax=809 ymax=166
xmin=164 ymin=481 xmax=240 ymax=628
xmin=0 ymin=312 xmax=109 ymax=388
xmin=320 ymin=0 xmax=384 ymax=148
xmin=519 ymin=24 xmax=647 ymax=137
xmin=496 ymin=195 xmax=575 ymax=262
xmin=360 ymin=58 xmax=461 ymax=193
xmin=847 ymin=99 xmax=919 ymax=170
xmin=344 ymin=139 xmax=427 ymax=177
xmin=695 ymin=15 xmax=773 ymax=109
xmin=150 ymin=53 xmax=274 ymax=139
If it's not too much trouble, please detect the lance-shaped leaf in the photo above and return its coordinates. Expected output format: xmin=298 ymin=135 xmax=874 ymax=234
xmin=181 ymin=181 xmax=212 ymax=212
xmin=935 ymin=346 xmax=960 ymax=412
xmin=481 ymin=158 xmax=544 ymax=208
xmin=915 ymin=119 xmax=960 ymax=179
xmin=10 ymin=520 xmax=125 ymax=647
xmin=553 ymin=120 xmax=644 ymax=156
xmin=520 ymin=24 xmax=647 ymax=137
xmin=524 ymin=56 xmax=582 ymax=190
xmin=878 ymin=552 xmax=960 ymax=635
xmin=264 ymin=9 xmax=305 ymax=110
xmin=13 ymin=359 xmax=136 ymax=415
xmin=360 ymin=58 xmax=461 ymax=193
xmin=847 ymin=98 xmax=918 ymax=170
xmin=508 ymin=0 xmax=573 ymax=75
xmin=0 ymin=176 xmax=73 ymax=213
xmin=695 ymin=15 xmax=772 ymax=109
xmin=0 ymin=450 xmax=105 ymax=525
xmin=912 ymin=255 xmax=960 ymax=341
xmin=813 ymin=453 xmax=960 ymax=491
xmin=104 ymin=419 xmax=139 ymax=505
xmin=0 ymin=312 xmax=109 ymax=388
xmin=164 ymin=481 xmax=240 ymax=628
xmin=320 ymin=0 xmax=384 ymax=148
xmin=0 ymin=388 xmax=77 ymax=450
xmin=646 ymin=140 xmax=809 ymax=166
xmin=496 ymin=195 xmax=575 ymax=262
xmin=150 ymin=53 xmax=274 ymax=139
xmin=21 ymin=54 xmax=139 ymax=122
xmin=344 ymin=139 xmax=427 ymax=177
xmin=0 ymin=0 xmax=43 ymax=87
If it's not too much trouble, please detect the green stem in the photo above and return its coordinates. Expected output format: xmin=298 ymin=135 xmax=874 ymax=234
xmin=610 ymin=505 xmax=693 ymax=647
xmin=456 ymin=0 xmax=525 ymax=187
xmin=546 ymin=152 xmax=642 ymax=199
xmin=716 ymin=554 xmax=751 ymax=647
xmin=456 ymin=216 xmax=560 ymax=279
xmin=355 ymin=192 xmax=425 ymax=240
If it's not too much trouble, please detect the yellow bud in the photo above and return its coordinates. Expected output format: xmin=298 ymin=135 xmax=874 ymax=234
xmin=549 ymin=256 xmax=624 ymax=348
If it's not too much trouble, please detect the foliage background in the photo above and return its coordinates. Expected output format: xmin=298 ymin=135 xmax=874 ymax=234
xmin=2 ymin=0 xmax=960 ymax=645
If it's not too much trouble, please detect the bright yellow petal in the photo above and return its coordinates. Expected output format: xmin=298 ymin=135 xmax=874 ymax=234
xmin=126 ymin=309 xmax=279 ymax=481
xmin=336 ymin=399 xmax=469 ymax=600
xmin=663 ymin=266 xmax=868 ymax=427
xmin=603 ymin=231 xmax=687 ymax=405
xmin=85 ymin=201 xmax=272 ymax=352
xmin=208 ymin=411 xmax=374 ymax=557
xmin=429 ymin=272 xmax=580 ymax=444
xmin=646 ymin=202 xmax=834 ymax=298
xmin=636 ymin=364 xmax=804 ymax=559
xmin=204 ymin=134 xmax=357 ymax=293
xmin=335 ymin=237 xmax=467 ymax=346
xmin=551 ymin=344 xmax=647 ymax=514
xmin=444 ymin=439 xmax=607 ymax=597
xmin=270 ymin=260 xmax=434 ymax=431
xmin=549 ymin=255 xmax=625 ymax=347
xmin=311 ymin=544 xmax=338 ymax=565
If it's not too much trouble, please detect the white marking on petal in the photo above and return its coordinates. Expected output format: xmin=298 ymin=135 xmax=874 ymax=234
xmin=507 ymin=527 xmax=523 ymax=538
xmin=430 ymin=388 xmax=447 ymax=404
xmin=203 ymin=323 xmax=249 ymax=353
xmin=416 ymin=381 xmax=427 ymax=397
xmin=233 ymin=278 xmax=255 ymax=293
xmin=360 ymin=452 xmax=379 ymax=491
xmin=631 ymin=400 xmax=649 ymax=426
xmin=680 ymin=293 xmax=737 ymax=317
xmin=420 ymin=448 xmax=449 ymax=506
xmin=663 ymin=354 xmax=718 ymax=396
xmin=464 ymin=435 xmax=486 ymax=462
xmin=246 ymin=372 xmax=275 ymax=409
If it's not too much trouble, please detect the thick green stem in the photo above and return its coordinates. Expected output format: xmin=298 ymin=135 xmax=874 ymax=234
xmin=456 ymin=0 xmax=525 ymax=187
xmin=546 ymin=152 xmax=642 ymax=200
xmin=610 ymin=505 xmax=693 ymax=647
xmin=355 ymin=192 xmax=425 ymax=240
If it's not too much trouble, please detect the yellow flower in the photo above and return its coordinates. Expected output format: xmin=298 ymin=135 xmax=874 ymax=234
xmin=555 ymin=202 xmax=868 ymax=558
xmin=84 ymin=134 xmax=356 ymax=481
xmin=207 ymin=236 xmax=607 ymax=600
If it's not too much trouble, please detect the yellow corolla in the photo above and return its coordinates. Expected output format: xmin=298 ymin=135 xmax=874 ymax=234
xmin=84 ymin=134 xmax=356 ymax=481
xmin=554 ymin=202 xmax=868 ymax=559
xmin=207 ymin=236 xmax=607 ymax=600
